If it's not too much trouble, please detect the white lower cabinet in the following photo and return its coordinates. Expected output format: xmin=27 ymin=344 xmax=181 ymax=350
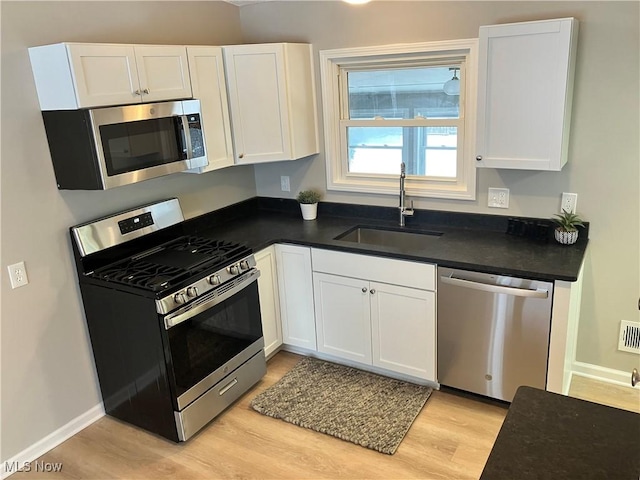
xmin=312 ymin=249 xmax=436 ymax=382
xmin=314 ymin=272 xmax=372 ymax=364
xmin=275 ymin=244 xmax=316 ymax=350
xmin=370 ymin=282 xmax=436 ymax=380
xmin=255 ymin=246 xmax=282 ymax=358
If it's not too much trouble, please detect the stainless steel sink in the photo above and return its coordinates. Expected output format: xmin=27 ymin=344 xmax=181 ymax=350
xmin=335 ymin=226 xmax=442 ymax=251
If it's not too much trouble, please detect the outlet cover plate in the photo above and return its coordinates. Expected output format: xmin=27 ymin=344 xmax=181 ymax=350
xmin=7 ymin=261 xmax=29 ymax=289
xmin=280 ymin=176 xmax=290 ymax=192
xmin=560 ymin=192 xmax=578 ymax=214
xmin=488 ymin=188 xmax=510 ymax=209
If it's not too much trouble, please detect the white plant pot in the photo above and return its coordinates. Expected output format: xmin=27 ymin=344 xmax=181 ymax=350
xmin=554 ymin=228 xmax=578 ymax=245
xmin=300 ymin=203 xmax=318 ymax=221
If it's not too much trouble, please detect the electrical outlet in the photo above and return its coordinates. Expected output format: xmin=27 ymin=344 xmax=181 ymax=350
xmin=560 ymin=192 xmax=578 ymax=214
xmin=280 ymin=176 xmax=290 ymax=192
xmin=488 ymin=188 xmax=510 ymax=209
xmin=7 ymin=261 xmax=29 ymax=289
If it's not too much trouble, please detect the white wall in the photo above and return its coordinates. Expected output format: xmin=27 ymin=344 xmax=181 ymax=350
xmin=241 ymin=1 xmax=640 ymax=373
xmin=0 ymin=1 xmax=250 ymax=462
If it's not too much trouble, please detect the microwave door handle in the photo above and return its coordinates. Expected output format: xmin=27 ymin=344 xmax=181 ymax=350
xmin=180 ymin=115 xmax=193 ymax=161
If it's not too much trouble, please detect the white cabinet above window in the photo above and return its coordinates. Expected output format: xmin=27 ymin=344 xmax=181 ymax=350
xmin=223 ymin=43 xmax=319 ymax=165
xmin=475 ymin=18 xmax=579 ymax=171
xmin=29 ymin=43 xmax=192 ymax=110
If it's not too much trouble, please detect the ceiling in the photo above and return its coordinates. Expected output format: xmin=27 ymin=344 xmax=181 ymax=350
xmin=224 ymin=0 xmax=276 ymax=6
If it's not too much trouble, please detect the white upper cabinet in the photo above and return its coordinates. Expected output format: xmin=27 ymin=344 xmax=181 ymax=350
xmin=185 ymin=46 xmax=234 ymax=173
xmin=29 ymin=43 xmax=192 ymax=110
xmin=475 ymin=18 xmax=578 ymax=171
xmin=223 ymin=43 xmax=319 ymax=164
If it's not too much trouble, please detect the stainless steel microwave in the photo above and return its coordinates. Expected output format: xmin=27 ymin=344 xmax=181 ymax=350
xmin=41 ymin=100 xmax=207 ymax=190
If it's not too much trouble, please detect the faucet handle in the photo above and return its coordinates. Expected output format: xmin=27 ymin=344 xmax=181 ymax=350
xmin=403 ymin=200 xmax=415 ymax=217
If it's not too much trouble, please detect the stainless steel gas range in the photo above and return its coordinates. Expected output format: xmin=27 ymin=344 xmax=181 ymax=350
xmin=70 ymin=198 xmax=266 ymax=441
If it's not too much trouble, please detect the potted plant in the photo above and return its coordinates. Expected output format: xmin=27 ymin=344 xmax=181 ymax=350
xmin=296 ymin=189 xmax=322 ymax=220
xmin=551 ymin=210 xmax=585 ymax=245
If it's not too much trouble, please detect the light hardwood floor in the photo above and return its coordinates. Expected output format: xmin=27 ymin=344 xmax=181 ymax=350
xmin=568 ymin=373 xmax=640 ymax=413
xmin=9 ymin=352 xmax=640 ymax=479
xmin=9 ymin=352 xmax=508 ymax=480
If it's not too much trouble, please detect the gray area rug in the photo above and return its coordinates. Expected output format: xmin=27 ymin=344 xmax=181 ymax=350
xmin=249 ymin=357 xmax=433 ymax=454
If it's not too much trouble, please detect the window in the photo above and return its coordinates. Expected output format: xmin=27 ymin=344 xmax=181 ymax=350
xmin=320 ymin=40 xmax=478 ymax=200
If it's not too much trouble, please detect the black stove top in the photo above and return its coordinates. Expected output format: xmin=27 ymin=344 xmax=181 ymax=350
xmin=91 ymin=236 xmax=250 ymax=292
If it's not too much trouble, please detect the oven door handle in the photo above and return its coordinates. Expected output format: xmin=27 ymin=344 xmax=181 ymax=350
xmin=164 ymin=269 xmax=260 ymax=329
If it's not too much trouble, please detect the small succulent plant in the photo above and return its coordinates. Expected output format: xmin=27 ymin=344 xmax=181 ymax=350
xmin=296 ymin=189 xmax=322 ymax=204
xmin=551 ymin=210 xmax=585 ymax=232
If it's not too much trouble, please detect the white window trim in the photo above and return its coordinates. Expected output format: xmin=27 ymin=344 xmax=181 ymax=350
xmin=319 ymin=39 xmax=478 ymax=200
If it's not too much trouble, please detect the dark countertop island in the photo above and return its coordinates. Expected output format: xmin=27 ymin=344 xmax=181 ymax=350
xmin=481 ymin=386 xmax=640 ymax=479
xmin=185 ymin=197 xmax=588 ymax=282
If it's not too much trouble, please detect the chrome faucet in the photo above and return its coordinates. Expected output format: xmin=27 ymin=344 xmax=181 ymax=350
xmin=399 ymin=162 xmax=414 ymax=227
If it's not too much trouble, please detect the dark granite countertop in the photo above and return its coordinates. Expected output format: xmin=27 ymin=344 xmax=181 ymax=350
xmin=184 ymin=197 xmax=589 ymax=282
xmin=481 ymin=386 xmax=640 ymax=479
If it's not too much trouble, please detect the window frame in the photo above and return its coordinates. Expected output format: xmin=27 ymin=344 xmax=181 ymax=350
xmin=319 ymin=39 xmax=478 ymax=200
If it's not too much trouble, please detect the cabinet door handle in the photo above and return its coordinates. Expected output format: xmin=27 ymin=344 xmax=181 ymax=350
xmin=362 ymin=287 xmax=368 ymax=293
xmin=370 ymin=289 xmax=376 ymax=294
xmin=238 ymin=153 xmax=244 ymax=159
xmin=133 ymin=89 xmax=141 ymax=96
xmin=476 ymin=155 xmax=483 ymax=161
xmin=142 ymin=88 xmax=150 ymax=94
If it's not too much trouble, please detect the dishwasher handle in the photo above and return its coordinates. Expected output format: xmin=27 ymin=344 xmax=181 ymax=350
xmin=440 ymin=274 xmax=549 ymax=298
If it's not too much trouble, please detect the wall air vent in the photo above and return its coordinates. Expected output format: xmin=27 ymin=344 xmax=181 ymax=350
xmin=618 ymin=320 xmax=640 ymax=354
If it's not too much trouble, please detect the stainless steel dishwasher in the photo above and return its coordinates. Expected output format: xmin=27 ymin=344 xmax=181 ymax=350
xmin=437 ymin=267 xmax=553 ymax=402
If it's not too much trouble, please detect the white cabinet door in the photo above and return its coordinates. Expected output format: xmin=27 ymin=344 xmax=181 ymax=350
xmin=313 ymin=272 xmax=372 ymax=364
xmin=275 ymin=244 xmax=316 ymax=350
xmin=371 ymin=282 xmax=436 ymax=381
xmin=29 ymin=43 xmax=192 ymax=109
xmin=476 ymin=18 xmax=578 ymax=171
xmin=223 ymin=43 xmax=318 ymax=165
xmin=134 ymin=45 xmax=192 ymax=103
xmin=255 ymin=246 xmax=282 ymax=358
xmin=67 ymin=44 xmax=141 ymax=108
xmin=186 ymin=46 xmax=234 ymax=173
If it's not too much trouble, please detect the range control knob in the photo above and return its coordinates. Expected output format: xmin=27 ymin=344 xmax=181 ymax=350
xmin=186 ymin=286 xmax=199 ymax=297
xmin=227 ymin=264 xmax=239 ymax=275
xmin=174 ymin=292 xmax=188 ymax=305
xmin=208 ymin=274 xmax=221 ymax=285
xmin=239 ymin=260 xmax=250 ymax=271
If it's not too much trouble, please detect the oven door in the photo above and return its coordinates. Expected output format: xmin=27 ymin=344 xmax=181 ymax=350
xmin=162 ymin=269 xmax=264 ymax=410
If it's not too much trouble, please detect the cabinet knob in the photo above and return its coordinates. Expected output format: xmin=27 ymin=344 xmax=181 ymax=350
xmin=362 ymin=287 xmax=368 ymax=293
xmin=142 ymin=88 xmax=150 ymax=94
xmin=476 ymin=155 xmax=483 ymax=161
xmin=370 ymin=289 xmax=376 ymax=294
xmin=134 ymin=89 xmax=141 ymax=96
xmin=238 ymin=153 xmax=244 ymax=159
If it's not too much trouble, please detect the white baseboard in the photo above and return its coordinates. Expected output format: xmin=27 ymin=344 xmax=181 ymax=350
xmin=1 ymin=403 xmax=105 ymax=479
xmin=571 ymin=361 xmax=633 ymax=387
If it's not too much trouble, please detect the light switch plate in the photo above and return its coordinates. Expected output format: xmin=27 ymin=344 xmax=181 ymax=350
xmin=488 ymin=188 xmax=509 ymax=209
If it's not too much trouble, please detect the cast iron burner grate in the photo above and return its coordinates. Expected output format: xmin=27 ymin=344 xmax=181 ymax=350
xmin=96 ymin=260 xmax=184 ymax=290
xmin=91 ymin=236 xmax=250 ymax=291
